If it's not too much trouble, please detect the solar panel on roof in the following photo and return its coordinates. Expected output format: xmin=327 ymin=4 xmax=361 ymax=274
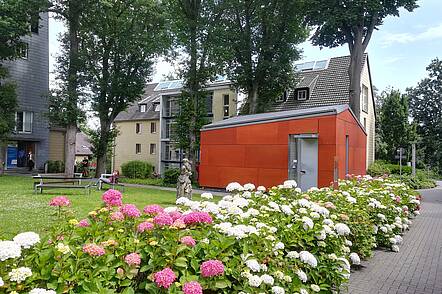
xmin=295 ymin=59 xmax=329 ymax=72
xmin=154 ymin=80 xmax=183 ymax=91
xmin=313 ymin=60 xmax=328 ymax=70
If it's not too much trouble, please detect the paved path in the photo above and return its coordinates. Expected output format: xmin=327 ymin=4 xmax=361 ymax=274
xmin=348 ymin=182 xmax=442 ymax=294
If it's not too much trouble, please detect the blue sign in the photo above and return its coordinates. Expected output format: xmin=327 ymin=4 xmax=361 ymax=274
xmin=7 ymin=146 xmax=17 ymax=168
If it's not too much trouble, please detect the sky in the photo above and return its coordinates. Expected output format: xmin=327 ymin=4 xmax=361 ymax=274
xmin=49 ymin=0 xmax=442 ymax=93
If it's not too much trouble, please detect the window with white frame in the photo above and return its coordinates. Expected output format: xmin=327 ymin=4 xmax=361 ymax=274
xmin=223 ymin=94 xmax=230 ymax=117
xmin=150 ymin=143 xmax=156 ymax=155
xmin=16 ymin=111 xmax=33 ymax=133
xmin=16 ymin=43 xmax=28 ymax=59
xmin=276 ymin=91 xmax=288 ymax=102
xmin=135 ymin=144 xmax=141 ymax=154
xmin=296 ymin=89 xmax=308 ymax=100
xmin=362 ymin=85 xmax=369 ymax=113
xmin=136 ymin=123 xmax=141 ymax=134
xmin=150 ymin=122 xmax=156 ymax=133
xmin=139 ymin=104 xmax=147 ymax=112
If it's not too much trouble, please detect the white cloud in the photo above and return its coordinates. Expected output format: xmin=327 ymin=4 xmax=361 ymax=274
xmin=381 ymin=23 xmax=442 ymax=46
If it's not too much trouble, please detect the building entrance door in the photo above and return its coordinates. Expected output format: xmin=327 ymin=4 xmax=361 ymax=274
xmin=288 ymin=134 xmax=318 ymax=191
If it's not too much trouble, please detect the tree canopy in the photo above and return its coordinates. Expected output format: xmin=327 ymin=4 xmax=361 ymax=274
xmin=407 ymin=58 xmax=442 ymax=172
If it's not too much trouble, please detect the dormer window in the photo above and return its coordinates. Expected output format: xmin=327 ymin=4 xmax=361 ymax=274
xmin=296 ymin=88 xmax=309 ymax=101
xmin=139 ymin=104 xmax=147 ymax=112
xmin=276 ymin=91 xmax=288 ymax=102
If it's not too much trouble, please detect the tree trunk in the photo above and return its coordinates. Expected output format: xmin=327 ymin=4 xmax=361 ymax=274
xmin=64 ymin=124 xmax=76 ymax=176
xmin=348 ymin=30 xmax=363 ymax=121
xmin=248 ymin=83 xmax=259 ymax=114
xmin=0 ymin=143 xmax=5 ymax=175
xmin=63 ymin=0 xmax=81 ymax=176
xmin=94 ymin=121 xmax=110 ymax=178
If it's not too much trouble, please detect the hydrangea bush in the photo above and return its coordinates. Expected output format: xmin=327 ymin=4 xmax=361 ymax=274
xmin=0 ymin=176 xmax=420 ymax=293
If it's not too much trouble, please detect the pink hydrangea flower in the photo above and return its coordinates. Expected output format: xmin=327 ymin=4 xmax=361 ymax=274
xmin=154 ymin=267 xmax=176 ymax=289
xmin=124 ymin=253 xmax=141 ymax=266
xmin=153 ymin=213 xmax=173 ymax=226
xmin=180 ymin=236 xmax=196 ymax=247
xmin=182 ymin=212 xmax=213 ymax=225
xmin=137 ymin=221 xmax=154 ymax=233
xmin=101 ymin=189 xmax=123 ymax=207
xmin=77 ymin=219 xmax=90 ymax=227
xmin=110 ymin=211 xmax=125 ymax=221
xmin=200 ymin=260 xmax=224 ymax=277
xmin=169 ymin=211 xmax=182 ymax=221
xmin=82 ymin=244 xmax=105 ymax=257
xmin=183 ymin=281 xmax=203 ymax=294
xmin=120 ymin=204 xmax=141 ymax=218
xmin=143 ymin=204 xmax=164 ymax=215
xmin=49 ymin=196 xmax=71 ymax=207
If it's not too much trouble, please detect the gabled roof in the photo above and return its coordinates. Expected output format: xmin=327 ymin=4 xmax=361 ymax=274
xmin=270 ymin=55 xmax=368 ymax=112
xmin=114 ymin=83 xmax=160 ymax=122
xmin=202 ymin=104 xmax=359 ymax=130
xmin=76 ymin=132 xmax=93 ymax=156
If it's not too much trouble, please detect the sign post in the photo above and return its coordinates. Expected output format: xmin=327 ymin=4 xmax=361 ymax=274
xmin=412 ymin=143 xmax=416 ymax=177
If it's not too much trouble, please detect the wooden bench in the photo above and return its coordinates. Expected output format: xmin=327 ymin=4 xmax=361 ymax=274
xmin=98 ymin=173 xmax=125 ymax=192
xmin=33 ymin=175 xmax=93 ymax=195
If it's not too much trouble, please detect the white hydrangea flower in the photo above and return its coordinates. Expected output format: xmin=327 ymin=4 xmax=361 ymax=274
xmin=176 ymin=197 xmax=190 ymax=205
xmin=271 ymin=286 xmax=285 ymax=294
xmin=316 ymin=230 xmax=326 ymax=240
xmin=164 ymin=206 xmax=178 ymax=213
xmin=298 ymin=198 xmax=311 ymax=208
xmin=243 ymin=183 xmax=256 ymax=191
xmin=260 ymin=263 xmax=268 ymax=272
xmin=297 ymin=269 xmax=308 ymax=282
xmin=346 ymin=196 xmax=357 ymax=204
xmin=392 ymin=245 xmax=400 ymax=252
xmin=273 ymin=242 xmax=285 ymax=250
xmin=300 ymin=288 xmax=309 ymax=294
xmin=248 ymin=274 xmax=262 ymax=287
xmin=261 ymin=274 xmax=274 ymax=285
xmin=335 ymin=223 xmax=351 ymax=236
xmin=287 ymin=251 xmax=299 ymax=259
xmin=8 ymin=267 xmax=32 ymax=283
xmin=257 ymin=186 xmax=266 ymax=192
xmin=246 ymin=259 xmax=261 ymax=272
xmin=283 ymin=180 xmax=297 ymax=188
xmin=281 ymin=205 xmax=294 ymax=215
xmin=29 ymin=289 xmax=57 ymax=294
xmin=345 ymin=240 xmax=353 ymax=246
xmin=242 ymin=191 xmax=252 ymax=198
xmin=0 ymin=277 xmax=3 ymax=287
xmin=13 ymin=232 xmax=40 ymax=249
xmin=56 ymin=243 xmax=71 ymax=255
xmin=380 ymin=226 xmax=388 ymax=233
xmin=395 ymin=235 xmax=403 ymax=245
xmin=349 ymin=252 xmax=361 ymax=265
xmin=274 ymin=271 xmax=285 ymax=280
xmin=284 ymin=275 xmax=292 ymax=282
xmin=226 ymin=182 xmax=244 ymax=192
xmin=201 ymin=192 xmax=213 ymax=199
xmin=0 ymin=240 xmax=22 ymax=261
xmin=328 ymin=253 xmax=337 ymax=260
xmin=377 ymin=213 xmax=386 ymax=221
xmin=311 ymin=284 xmax=321 ymax=292
xmin=309 ymin=212 xmax=320 ymax=219
xmin=299 ymin=251 xmax=318 ymax=267
xmin=302 ymin=216 xmax=314 ymax=230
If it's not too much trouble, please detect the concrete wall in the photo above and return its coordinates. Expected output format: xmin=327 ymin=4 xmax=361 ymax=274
xmin=114 ymin=120 xmax=160 ymax=173
xmin=360 ymin=58 xmax=376 ymax=168
xmin=212 ymin=88 xmax=238 ymax=121
xmin=48 ymin=129 xmax=65 ymax=161
xmin=3 ymin=13 xmax=49 ymax=169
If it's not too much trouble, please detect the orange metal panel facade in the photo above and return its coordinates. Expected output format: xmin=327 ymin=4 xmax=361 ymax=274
xmin=199 ymin=110 xmax=366 ymax=189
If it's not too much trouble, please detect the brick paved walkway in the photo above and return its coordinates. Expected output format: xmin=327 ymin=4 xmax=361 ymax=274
xmin=348 ymin=182 xmax=442 ymax=294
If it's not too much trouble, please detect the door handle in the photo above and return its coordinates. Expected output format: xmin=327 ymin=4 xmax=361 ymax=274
xmin=300 ymin=170 xmax=306 ymax=174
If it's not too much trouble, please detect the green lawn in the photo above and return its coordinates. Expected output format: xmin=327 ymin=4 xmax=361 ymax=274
xmin=0 ymin=175 xmax=191 ymax=239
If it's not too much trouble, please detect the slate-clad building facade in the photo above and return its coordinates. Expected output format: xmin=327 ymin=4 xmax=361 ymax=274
xmin=3 ymin=13 xmax=49 ymax=170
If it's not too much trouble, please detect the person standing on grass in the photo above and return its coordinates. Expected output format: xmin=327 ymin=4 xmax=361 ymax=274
xmin=28 ymin=151 xmax=35 ymax=171
xmin=81 ymin=157 xmax=89 ymax=177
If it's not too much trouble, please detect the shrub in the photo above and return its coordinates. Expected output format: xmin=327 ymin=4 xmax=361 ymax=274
xmin=1 ymin=177 xmax=421 ymax=294
xmin=163 ymin=168 xmax=180 ymax=185
xmin=46 ymin=160 xmax=65 ymax=173
xmin=120 ymin=160 xmax=154 ymax=179
xmin=367 ymin=160 xmax=391 ymax=176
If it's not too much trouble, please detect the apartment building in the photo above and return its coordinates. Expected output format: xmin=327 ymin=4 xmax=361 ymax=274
xmin=113 ymin=79 xmax=237 ymax=174
xmin=2 ymin=13 xmax=49 ymax=170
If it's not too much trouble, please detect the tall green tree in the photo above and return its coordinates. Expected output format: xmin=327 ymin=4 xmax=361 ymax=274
xmin=168 ymin=0 xmax=226 ymax=175
xmin=407 ymin=58 xmax=442 ymax=173
xmin=48 ymin=0 xmax=89 ymax=176
xmin=79 ymin=0 xmax=169 ymax=177
xmin=0 ymin=0 xmax=47 ymax=174
xmin=222 ymin=0 xmax=308 ymax=114
xmin=377 ymin=89 xmax=416 ymax=162
xmin=305 ymin=0 xmax=418 ymax=119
